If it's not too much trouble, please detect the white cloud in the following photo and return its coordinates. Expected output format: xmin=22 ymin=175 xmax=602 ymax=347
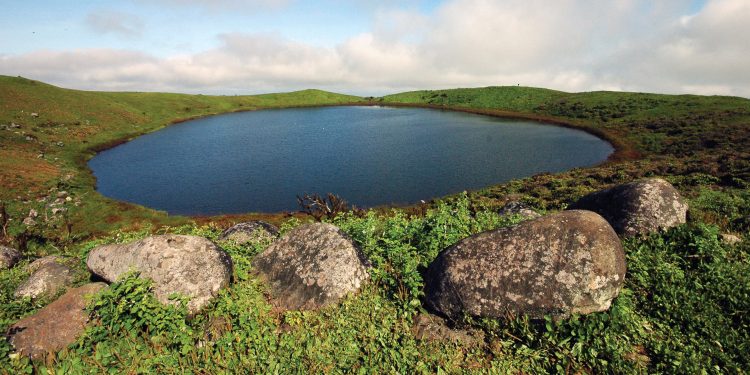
xmin=597 ymin=0 xmax=750 ymax=96
xmin=86 ymin=11 xmax=144 ymax=37
xmin=2 ymin=0 xmax=749 ymax=97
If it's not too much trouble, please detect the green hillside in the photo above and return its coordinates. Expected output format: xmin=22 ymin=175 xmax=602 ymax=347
xmin=0 ymin=76 xmax=362 ymax=236
xmin=383 ymin=86 xmax=568 ymax=112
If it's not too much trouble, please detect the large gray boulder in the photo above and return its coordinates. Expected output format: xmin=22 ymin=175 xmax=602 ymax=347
xmin=86 ymin=235 xmax=233 ymax=314
xmin=218 ymin=221 xmax=279 ymax=245
xmin=569 ymin=178 xmax=688 ymax=237
xmin=253 ymin=223 xmax=370 ymax=310
xmin=424 ymin=210 xmax=626 ymax=320
xmin=8 ymin=283 xmax=106 ymax=359
xmin=14 ymin=256 xmax=77 ymax=299
xmin=0 ymin=246 xmax=21 ymax=269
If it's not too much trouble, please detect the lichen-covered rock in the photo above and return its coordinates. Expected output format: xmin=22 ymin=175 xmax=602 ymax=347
xmin=498 ymin=201 xmax=542 ymax=220
xmin=86 ymin=235 xmax=233 ymax=314
xmin=253 ymin=223 xmax=370 ymax=310
xmin=0 ymin=246 xmax=21 ymax=269
xmin=8 ymin=283 xmax=106 ymax=359
xmin=14 ymin=256 xmax=76 ymax=299
xmin=218 ymin=221 xmax=279 ymax=245
xmin=569 ymin=178 xmax=688 ymax=237
xmin=424 ymin=210 xmax=626 ymax=320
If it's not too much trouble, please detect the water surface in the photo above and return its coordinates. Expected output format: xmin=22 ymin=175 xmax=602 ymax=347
xmin=89 ymin=106 xmax=613 ymax=215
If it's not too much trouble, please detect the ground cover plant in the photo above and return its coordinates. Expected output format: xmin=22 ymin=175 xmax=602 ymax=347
xmin=0 ymin=76 xmax=748 ymax=372
xmin=1 ymin=193 xmax=747 ymax=373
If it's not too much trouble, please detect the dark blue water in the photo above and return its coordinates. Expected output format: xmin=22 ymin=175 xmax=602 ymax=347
xmin=89 ymin=106 xmax=613 ymax=215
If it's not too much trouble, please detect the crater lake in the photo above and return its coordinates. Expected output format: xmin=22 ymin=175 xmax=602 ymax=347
xmin=88 ymin=106 xmax=613 ymax=215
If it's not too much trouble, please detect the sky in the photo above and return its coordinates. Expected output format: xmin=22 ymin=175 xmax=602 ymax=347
xmin=1 ymin=0 xmax=748 ymax=97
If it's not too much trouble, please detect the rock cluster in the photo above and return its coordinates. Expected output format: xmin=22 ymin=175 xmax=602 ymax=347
xmin=17 ymin=189 xmax=82 ymax=233
xmin=424 ymin=210 xmax=626 ymax=320
xmin=5 ymin=177 xmax=691 ymax=358
xmin=7 ymin=234 xmax=238 ymax=358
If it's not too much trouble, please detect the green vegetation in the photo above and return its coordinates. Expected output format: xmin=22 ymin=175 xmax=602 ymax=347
xmin=1 ymin=194 xmax=748 ymax=373
xmin=0 ymin=77 xmax=749 ymax=372
xmin=383 ymin=86 xmax=568 ymax=112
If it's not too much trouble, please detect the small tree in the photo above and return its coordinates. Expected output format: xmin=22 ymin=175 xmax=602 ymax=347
xmin=296 ymin=193 xmax=350 ymax=222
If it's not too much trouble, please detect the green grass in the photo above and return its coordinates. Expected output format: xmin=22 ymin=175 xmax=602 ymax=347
xmin=1 ymin=194 xmax=747 ymax=373
xmin=1 ymin=76 xmax=749 ymax=372
xmin=382 ymin=86 xmax=568 ymax=112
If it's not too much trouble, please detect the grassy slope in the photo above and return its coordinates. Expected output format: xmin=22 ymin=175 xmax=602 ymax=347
xmin=1 ymin=78 xmax=749 ymax=373
xmin=383 ymin=86 xmax=569 ymax=112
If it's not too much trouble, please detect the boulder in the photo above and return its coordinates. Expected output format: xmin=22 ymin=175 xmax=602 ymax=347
xmin=86 ymin=235 xmax=233 ymax=314
xmin=424 ymin=210 xmax=626 ymax=320
xmin=253 ymin=223 xmax=370 ymax=310
xmin=14 ymin=256 xmax=77 ymax=299
xmin=498 ymin=201 xmax=541 ymax=220
xmin=0 ymin=246 xmax=21 ymax=269
xmin=218 ymin=221 xmax=279 ymax=245
xmin=568 ymin=178 xmax=688 ymax=237
xmin=8 ymin=283 xmax=106 ymax=359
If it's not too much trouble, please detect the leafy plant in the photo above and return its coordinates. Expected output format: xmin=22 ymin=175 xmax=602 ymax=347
xmin=625 ymin=224 xmax=750 ymax=373
xmin=81 ymin=273 xmax=193 ymax=353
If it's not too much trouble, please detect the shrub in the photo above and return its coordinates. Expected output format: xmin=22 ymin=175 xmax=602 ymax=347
xmin=81 ymin=273 xmax=193 ymax=353
xmin=297 ymin=192 xmax=352 ymax=221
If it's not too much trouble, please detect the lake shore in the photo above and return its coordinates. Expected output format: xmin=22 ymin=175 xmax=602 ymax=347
xmin=1 ymin=76 xmax=748 ymax=237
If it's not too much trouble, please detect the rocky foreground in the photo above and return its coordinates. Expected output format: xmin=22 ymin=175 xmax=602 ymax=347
xmin=1 ymin=178 xmax=704 ymax=358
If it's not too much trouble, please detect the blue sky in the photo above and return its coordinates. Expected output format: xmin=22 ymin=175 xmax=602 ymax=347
xmin=2 ymin=0 xmax=747 ymax=97
xmin=4 ymin=1 xmax=368 ymax=54
xmin=1 ymin=0 xmax=446 ymax=56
